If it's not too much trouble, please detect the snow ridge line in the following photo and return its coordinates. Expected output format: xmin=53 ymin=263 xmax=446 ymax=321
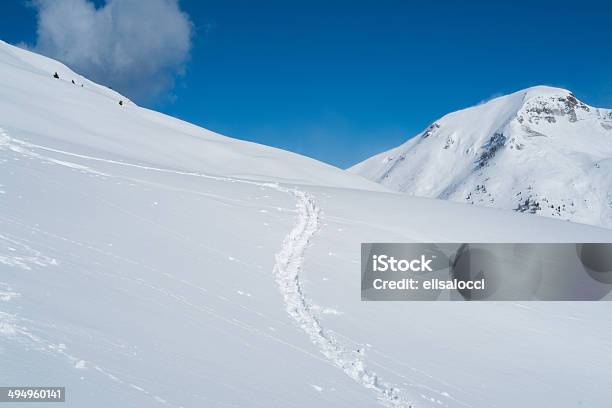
xmin=2 ymin=133 xmax=416 ymax=407
xmin=272 ymin=188 xmax=415 ymax=408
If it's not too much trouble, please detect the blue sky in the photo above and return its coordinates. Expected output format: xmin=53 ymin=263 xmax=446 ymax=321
xmin=2 ymin=0 xmax=612 ymax=168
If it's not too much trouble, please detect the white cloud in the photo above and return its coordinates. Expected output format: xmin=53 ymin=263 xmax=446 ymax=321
xmin=30 ymin=0 xmax=193 ymax=103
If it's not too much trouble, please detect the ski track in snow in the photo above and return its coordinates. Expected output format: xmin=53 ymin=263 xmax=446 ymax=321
xmin=0 ymin=130 xmax=419 ymax=408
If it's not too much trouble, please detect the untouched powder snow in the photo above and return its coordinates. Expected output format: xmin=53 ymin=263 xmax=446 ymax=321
xmin=350 ymin=86 xmax=612 ymax=228
xmin=1 ymin=41 xmax=612 ymax=408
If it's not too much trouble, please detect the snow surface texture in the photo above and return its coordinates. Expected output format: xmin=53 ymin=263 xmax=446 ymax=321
xmin=350 ymin=86 xmax=612 ymax=228
xmin=1 ymin=40 xmax=612 ymax=407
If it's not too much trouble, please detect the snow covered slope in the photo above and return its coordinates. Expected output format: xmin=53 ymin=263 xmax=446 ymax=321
xmin=0 ymin=40 xmax=383 ymax=190
xmin=350 ymin=86 xmax=612 ymax=228
xmin=1 ymin=41 xmax=611 ymax=408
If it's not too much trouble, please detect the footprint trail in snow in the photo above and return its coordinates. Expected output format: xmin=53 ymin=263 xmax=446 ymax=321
xmin=1 ymin=130 xmax=418 ymax=407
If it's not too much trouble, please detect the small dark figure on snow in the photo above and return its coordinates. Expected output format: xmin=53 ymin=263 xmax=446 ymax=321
xmin=71 ymin=79 xmax=75 ymax=85
xmin=119 ymin=100 xmax=123 ymax=106
xmin=53 ymin=72 xmax=59 ymax=79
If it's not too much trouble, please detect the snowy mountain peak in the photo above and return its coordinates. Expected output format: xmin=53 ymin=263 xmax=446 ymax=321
xmin=510 ymin=85 xmax=598 ymax=125
xmin=519 ymin=85 xmax=571 ymax=99
xmin=350 ymin=86 xmax=612 ymax=228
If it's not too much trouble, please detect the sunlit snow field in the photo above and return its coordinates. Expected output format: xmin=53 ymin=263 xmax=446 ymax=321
xmin=1 ymin=40 xmax=611 ymax=408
